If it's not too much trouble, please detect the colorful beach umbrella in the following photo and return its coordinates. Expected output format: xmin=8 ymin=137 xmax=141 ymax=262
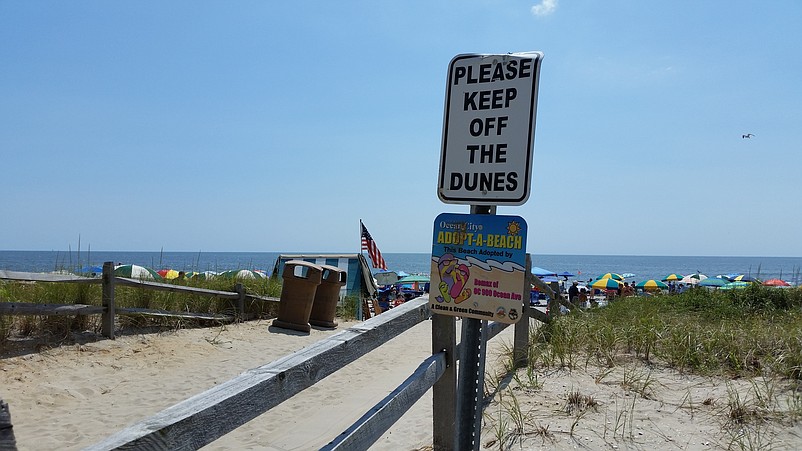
xmin=114 ymin=264 xmax=164 ymax=281
xmin=636 ymin=279 xmax=668 ymax=291
xmin=590 ymin=278 xmax=622 ymax=289
xmin=699 ymin=278 xmax=728 ymax=288
xmin=732 ymin=275 xmax=759 ymax=283
xmin=762 ymin=279 xmax=790 ymax=287
xmin=661 ymin=273 xmax=683 ymax=282
xmin=597 ymin=273 xmax=624 ymax=281
xmin=157 ymin=269 xmax=181 ymax=280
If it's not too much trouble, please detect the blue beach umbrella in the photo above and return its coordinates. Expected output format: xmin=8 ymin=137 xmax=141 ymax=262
xmin=557 ymin=271 xmax=575 ymax=278
xmin=74 ymin=265 xmax=103 ymax=276
xmin=532 ymin=267 xmax=557 ymax=277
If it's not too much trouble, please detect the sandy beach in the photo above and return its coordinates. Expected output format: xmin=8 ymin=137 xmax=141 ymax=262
xmin=2 ymin=313 xmax=802 ymax=450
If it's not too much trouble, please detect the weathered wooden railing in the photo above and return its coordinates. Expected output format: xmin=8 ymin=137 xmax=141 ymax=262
xmin=85 ymin=286 xmax=542 ymax=450
xmin=3 ymin=258 xmax=555 ymax=450
xmin=0 ymin=263 xmax=278 ymax=338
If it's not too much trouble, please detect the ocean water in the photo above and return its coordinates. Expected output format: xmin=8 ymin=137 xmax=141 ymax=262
xmin=1 ymin=251 xmax=801 ymax=286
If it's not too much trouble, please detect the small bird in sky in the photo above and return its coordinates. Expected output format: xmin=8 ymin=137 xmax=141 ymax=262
xmin=742 ymin=133 xmax=754 ymax=139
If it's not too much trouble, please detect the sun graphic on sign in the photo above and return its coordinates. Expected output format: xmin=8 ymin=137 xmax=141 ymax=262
xmin=506 ymin=220 xmax=522 ymax=236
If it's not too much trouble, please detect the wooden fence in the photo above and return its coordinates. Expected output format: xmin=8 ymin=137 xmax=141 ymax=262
xmin=1 ymin=257 xmax=565 ymax=449
xmin=0 ymin=262 xmax=278 ymax=339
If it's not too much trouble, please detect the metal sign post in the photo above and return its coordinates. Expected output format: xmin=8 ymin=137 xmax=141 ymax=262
xmin=455 ymin=205 xmax=493 ymax=450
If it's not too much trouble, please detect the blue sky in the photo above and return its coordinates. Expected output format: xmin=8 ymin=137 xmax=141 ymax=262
xmin=2 ymin=1 xmax=800 ymax=257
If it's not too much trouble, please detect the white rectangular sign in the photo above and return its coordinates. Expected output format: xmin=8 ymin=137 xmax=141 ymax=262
xmin=437 ymin=52 xmax=543 ymax=205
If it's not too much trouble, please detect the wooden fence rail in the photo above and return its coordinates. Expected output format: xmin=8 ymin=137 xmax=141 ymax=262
xmin=3 ymin=259 xmax=550 ymax=450
xmin=0 ymin=264 xmax=280 ymax=336
xmin=85 ymin=297 xmax=433 ymax=450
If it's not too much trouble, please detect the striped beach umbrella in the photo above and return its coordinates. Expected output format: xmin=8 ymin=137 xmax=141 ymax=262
xmin=591 ymin=277 xmax=622 ymax=290
xmin=597 ymin=273 xmax=624 ymax=281
xmin=157 ymin=269 xmax=181 ymax=280
xmin=114 ymin=264 xmax=164 ymax=281
xmin=636 ymin=279 xmax=668 ymax=291
xmin=680 ymin=273 xmax=707 ymax=285
xmin=732 ymin=275 xmax=759 ymax=283
xmin=220 ymin=269 xmax=266 ymax=280
xmin=187 ymin=270 xmax=218 ymax=280
xmin=661 ymin=273 xmax=683 ymax=282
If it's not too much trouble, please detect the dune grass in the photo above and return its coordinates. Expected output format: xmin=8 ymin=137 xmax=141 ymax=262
xmin=485 ymin=285 xmax=802 ymax=449
xmin=0 ymin=276 xmax=283 ymax=351
xmin=531 ymin=285 xmax=802 ymax=380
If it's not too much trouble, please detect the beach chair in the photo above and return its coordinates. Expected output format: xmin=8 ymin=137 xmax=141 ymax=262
xmin=361 ymin=298 xmax=383 ymax=320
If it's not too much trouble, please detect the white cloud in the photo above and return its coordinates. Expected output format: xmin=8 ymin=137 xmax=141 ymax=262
xmin=531 ymin=0 xmax=558 ymax=17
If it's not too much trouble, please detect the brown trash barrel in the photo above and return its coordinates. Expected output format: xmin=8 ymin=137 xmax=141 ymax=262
xmin=271 ymin=260 xmax=323 ymax=333
xmin=309 ymin=264 xmax=347 ymax=329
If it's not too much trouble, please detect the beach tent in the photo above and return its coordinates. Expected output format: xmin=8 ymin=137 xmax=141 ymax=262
xmin=272 ymin=254 xmax=378 ymax=300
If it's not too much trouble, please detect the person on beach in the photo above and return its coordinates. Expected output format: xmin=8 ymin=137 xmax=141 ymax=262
xmin=568 ymin=281 xmax=579 ymax=305
xmin=578 ymin=288 xmax=588 ymax=307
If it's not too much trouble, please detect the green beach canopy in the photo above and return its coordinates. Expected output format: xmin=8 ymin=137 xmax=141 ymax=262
xmin=699 ymin=278 xmax=728 ymax=288
xmin=396 ymin=274 xmax=430 ymax=284
xmin=114 ymin=264 xmax=163 ymax=281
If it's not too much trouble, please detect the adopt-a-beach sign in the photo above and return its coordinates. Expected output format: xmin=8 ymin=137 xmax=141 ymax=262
xmin=429 ymin=212 xmax=527 ymax=324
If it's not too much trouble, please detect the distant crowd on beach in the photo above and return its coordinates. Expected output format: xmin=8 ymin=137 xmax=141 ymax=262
xmin=557 ymin=279 xmax=694 ymax=308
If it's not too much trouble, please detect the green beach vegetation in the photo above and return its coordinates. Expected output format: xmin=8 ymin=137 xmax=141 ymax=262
xmin=535 ymin=285 xmax=802 ymax=379
xmin=0 ymin=276 xmax=284 ymax=352
xmin=485 ymin=285 xmax=802 ymax=449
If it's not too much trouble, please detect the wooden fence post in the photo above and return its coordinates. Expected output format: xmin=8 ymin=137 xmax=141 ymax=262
xmin=431 ymin=314 xmax=456 ymax=450
xmin=513 ymin=254 xmax=532 ymax=368
xmin=1 ymin=400 xmax=18 ymax=451
xmin=101 ymin=261 xmax=116 ymax=339
xmin=235 ymin=283 xmax=245 ymax=321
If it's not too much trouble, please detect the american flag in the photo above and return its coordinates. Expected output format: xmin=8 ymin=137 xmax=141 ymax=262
xmin=360 ymin=221 xmax=387 ymax=270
